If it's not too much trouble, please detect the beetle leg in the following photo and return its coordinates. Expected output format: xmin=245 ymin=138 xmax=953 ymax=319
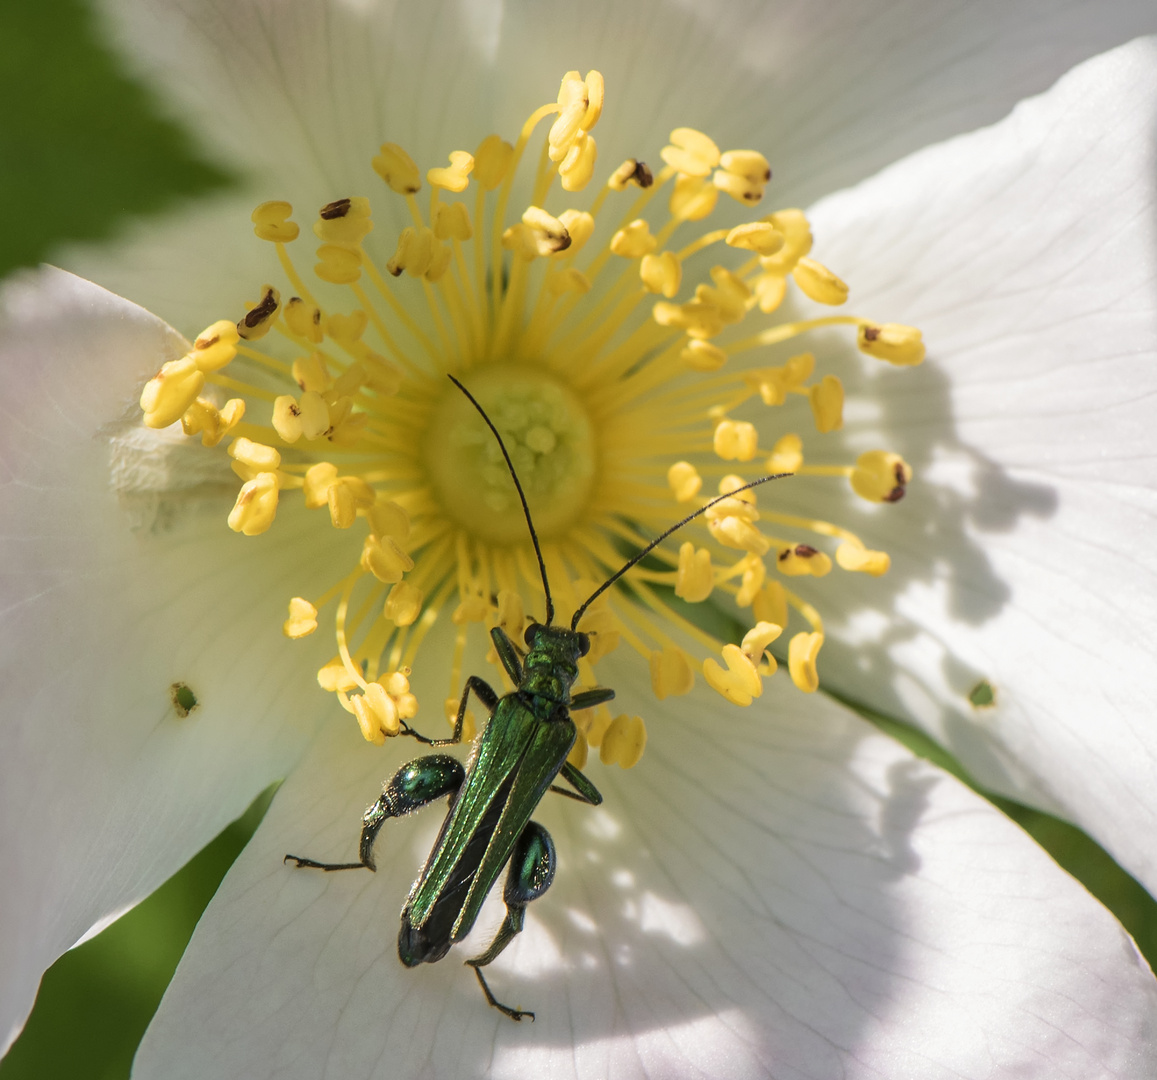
xmin=569 ymin=687 xmax=615 ymax=711
xmin=400 ymin=676 xmax=498 ymax=746
xmin=465 ymin=820 xmax=556 ymax=1022
xmin=284 ymin=754 xmax=464 ymax=873
xmin=548 ymin=760 xmax=603 ymax=806
xmin=489 ymin=625 xmax=524 ymax=684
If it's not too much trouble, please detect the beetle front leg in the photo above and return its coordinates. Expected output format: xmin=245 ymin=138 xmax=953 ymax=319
xmin=400 ymin=676 xmax=498 ymax=746
xmin=284 ymin=754 xmax=464 ymax=873
xmin=466 ymin=820 xmax=556 ymax=1022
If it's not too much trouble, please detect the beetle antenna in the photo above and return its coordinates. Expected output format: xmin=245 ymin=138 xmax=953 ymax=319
xmin=570 ymin=473 xmax=791 ymax=630
xmin=448 ymin=375 xmax=554 ymax=626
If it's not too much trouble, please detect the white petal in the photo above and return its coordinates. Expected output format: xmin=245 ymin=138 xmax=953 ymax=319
xmin=0 ymin=269 xmax=348 ymax=1052
xmin=97 ymin=0 xmax=1157 ymax=206
xmin=135 ymin=660 xmax=1157 ymax=1079
xmin=784 ymin=39 xmax=1157 ymax=890
xmin=72 ymin=0 xmax=1157 ymax=328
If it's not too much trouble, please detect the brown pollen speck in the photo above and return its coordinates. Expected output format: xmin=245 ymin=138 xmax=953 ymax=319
xmin=320 ymin=198 xmax=352 ymax=220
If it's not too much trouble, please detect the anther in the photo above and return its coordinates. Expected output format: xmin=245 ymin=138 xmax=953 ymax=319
xmin=327 ymin=476 xmax=375 ymax=529
xmin=283 ymin=597 xmax=318 ymax=639
xmin=766 ymin=433 xmax=803 ymax=473
xmin=661 ymin=128 xmax=720 ymax=177
xmin=776 ymin=544 xmax=832 ymax=577
xmin=228 ymin=437 xmax=281 ymax=481
xmin=313 ymin=196 xmax=373 ymax=246
xmin=696 ymin=267 xmax=750 ymax=324
xmin=713 ymin=419 xmax=758 ymax=461
xmin=558 ymin=210 xmax=594 ymax=253
xmin=434 ymin=202 xmax=472 ymax=241
xmin=835 ymin=543 xmax=891 ymax=576
xmin=726 ymin=222 xmax=785 ymax=257
xmin=323 ymin=311 xmax=368 ymax=343
xmin=140 ymin=356 xmax=205 ymax=429
xmin=314 ymin=245 xmax=362 ymax=284
xmin=759 ymin=208 xmax=813 ymax=276
xmin=703 ymin=643 xmax=762 ymax=706
xmin=228 ymin=472 xmax=279 ymax=536
xmin=609 ymin=159 xmax=653 ymax=190
xmin=317 ymin=659 xmax=359 ymax=694
xmin=850 ymin=450 xmax=912 ymax=503
xmin=360 ymin=534 xmax=414 ymax=583
xmin=639 ymin=251 xmax=681 ymax=296
xmin=558 ymin=132 xmax=598 ymax=192
xmin=713 ymin=150 xmax=772 ymax=205
xmin=669 ymin=175 xmax=718 ymax=221
xmin=610 ymin=219 xmax=657 ymax=258
xmin=599 ymin=714 xmax=646 ymax=769
xmin=473 ymin=134 xmax=514 ymax=190
xmin=251 ymin=200 xmax=300 ymax=243
xmin=427 ymin=151 xmax=475 ymax=192
xmin=649 ymin=646 xmax=695 ymax=699
xmin=735 ymin=555 xmax=766 ymax=606
xmin=857 ymin=322 xmax=926 ymax=365
xmin=708 ymin=515 xmax=770 ymax=556
xmin=680 ymin=340 xmax=727 ymax=371
xmin=667 ymin=461 xmax=702 ymax=502
xmin=181 ymin=396 xmax=244 ymax=447
xmin=503 ymin=206 xmax=571 ymax=258
xmin=741 ymin=621 xmax=782 ymax=669
xmin=303 ymin=462 xmax=339 ymax=508
xmin=236 ymin=285 xmax=280 ymax=341
xmin=385 ymin=581 xmax=424 ymax=627
xmin=366 ymin=499 xmax=411 ymax=541
xmin=788 ymin=631 xmax=823 ymax=692
xmin=675 ymin=542 xmax=714 ymax=602
xmin=372 ymin=143 xmax=421 ymax=194
xmin=190 ymin=320 xmax=239 ymax=372
xmin=388 ymin=226 xmax=438 ymax=276
xmin=284 ymin=297 xmax=324 ymax=344
xmin=652 ymin=299 xmax=724 ymax=339
xmin=809 ymin=374 xmax=844 ymax=432
xmin=792 ymin=258 xmax=849 ymax=306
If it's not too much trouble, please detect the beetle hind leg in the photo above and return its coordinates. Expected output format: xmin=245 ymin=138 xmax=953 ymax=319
xmin=465 ymin=820 xmax=556 ymax=1022
xmin=285 ymin=754 xmax=464 ymax=873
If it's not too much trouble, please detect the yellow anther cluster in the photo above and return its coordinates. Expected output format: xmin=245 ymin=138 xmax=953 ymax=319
xmin=600 ymin=714 xmax=646 ymax=769
xmin=251 ymin=200 xmax=300 ymax=243
xmin=703 ymin=643 xmax=763 ymax=706
xmin=610 ymin=219 xmax=657 ymax=258
xmin=851 ymin=451 xmax=913 ymax=503
xmin=283 ymin=597 xmax=319 ymax=639
xmin=503 ymin=206 xmax=572 ymax=259
xmin=427 ymin=151 xmax=474 ymax=192
xmin=139 ymin=319 xmax=241 ymax=430
xmin=549 ymin=70 xmax=604 ymax=191
xmin=777 ymin=544 xmax=832 ymax=578
xmin=858 ymin=322 xmax=926 ymax=365
xmin=609 ymin=158 xmax=654 ymax=191
xmin=349 ymin=671 xmax=419 ymax=746
xmin=140 ymin=68 xmax=924 ymax=754
xmin=372 ymin=143 xmax=421 ymax=194
xmin=788 ymin=632 xmax=823 ymax=693
xmin=675 ymin=542 xmax=714 ymax=602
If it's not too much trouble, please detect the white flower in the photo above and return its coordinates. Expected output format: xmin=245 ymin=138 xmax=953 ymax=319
xmin=4 ymin=1 xmax=1157 ymax=1076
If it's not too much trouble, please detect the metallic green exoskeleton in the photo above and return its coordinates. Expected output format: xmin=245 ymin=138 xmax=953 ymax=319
xmin=285 ymin=375 xmax=787 ymax=1021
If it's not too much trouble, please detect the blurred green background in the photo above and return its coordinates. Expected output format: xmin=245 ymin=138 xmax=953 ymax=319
xmin=2 ymin=1 xmax=1155 ymax=1076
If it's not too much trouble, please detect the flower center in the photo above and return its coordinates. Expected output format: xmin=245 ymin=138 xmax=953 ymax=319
xmin=136 ymin=68 xmax=926 ymax=765
xmin=423 ymin=365 xmax=595 ymax=543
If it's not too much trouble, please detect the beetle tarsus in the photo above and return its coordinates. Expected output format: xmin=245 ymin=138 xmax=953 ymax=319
xmin=471 ymin=966 xmax=534 ymax=1022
